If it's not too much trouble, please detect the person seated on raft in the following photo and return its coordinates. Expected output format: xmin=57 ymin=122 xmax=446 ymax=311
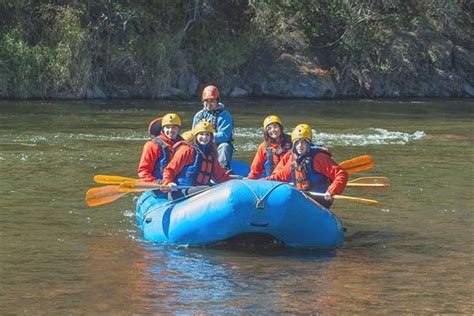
xmin=247 ymin=115 xmax=292 ymax=179
xmin=137 ymin=113 xmax=183 ymax=182
xmin=192 ymin=84 xmax=234 ymax=171
xmin=264 ymin=123 xmax=348 ymax=209
xmin=161 ymin=120 xmax=233 ymax=200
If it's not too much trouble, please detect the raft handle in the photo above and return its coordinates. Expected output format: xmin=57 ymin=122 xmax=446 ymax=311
xmin=250 ymin=223 xmax=269 ymax=227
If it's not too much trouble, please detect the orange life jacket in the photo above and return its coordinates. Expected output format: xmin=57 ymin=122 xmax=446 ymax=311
xmin=176 ymin=146 xmax=215 ymax=186
xmin=290 ymin=146 xmax=331 ymax=192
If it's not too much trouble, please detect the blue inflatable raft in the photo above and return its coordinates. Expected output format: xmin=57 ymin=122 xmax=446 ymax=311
xmin=136 ymin=179 xmax=345 ymax=249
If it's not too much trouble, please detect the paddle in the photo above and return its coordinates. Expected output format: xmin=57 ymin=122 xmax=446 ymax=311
xmin=94 ymin=175 xmax=138 ymax=185
xmin=306 ymin=191 xmax=382 ymax=207
xmin=85 ymin=182 xmax=182 ymax=207
xmin=339 ymin=155 xmax=374 ymax=174
xmin=118 ymin=182 xmax=189 ymax=193
xmin=347 ymin=176 xmax=389 ymax=188
xmin=85 ymin=185 xmax=128 ymax=207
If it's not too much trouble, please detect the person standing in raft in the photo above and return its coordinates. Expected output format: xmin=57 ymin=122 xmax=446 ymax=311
xmin=161 ymin=120 xmax=233 ymax=200
xmin=265 ymin=124 xmax=348 ymax=208
xmin=247 ymin=115 xmax=292 ymax=179
xmin=192 ymin=84 xmax=234 ymax=171
xmin=137 ymin=113 xmax=183 ymax=182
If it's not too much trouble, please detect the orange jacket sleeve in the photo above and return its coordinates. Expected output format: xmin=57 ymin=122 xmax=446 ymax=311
xmin=265 ymin=155 xmax=292 ymax=182
xmin=312 ymin=153 xmax=348 ymax=195
xmin=247 ymin=142 xmax=267 ymax=179
xmin=273 ymin=151 xmax=291 ymax=174
xmin=211 ymin=159 xmax=233 ymax=183
xmin=137 ymin=141 xmax=162 ymax=182
xmin=161 ymin=145 xmax=195 ymax=185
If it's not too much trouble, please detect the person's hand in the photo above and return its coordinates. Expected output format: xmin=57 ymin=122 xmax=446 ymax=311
xmin=167 ymin=182 xmax=178 ymax=191
xmin=322 ymin=191 xmax=332 ymax=201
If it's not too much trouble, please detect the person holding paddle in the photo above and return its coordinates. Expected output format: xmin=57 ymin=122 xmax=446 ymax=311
xmin=161 ymin=120 xmax=233 ymax=200
xmin=247 ymin=115 xmax=292 ymax=179
xmin=265 ymin=123 xmax=348 ymax=208
xmin=192 ymin=84 xmax=234 ymax=171
xmin=137 ymin=113 xmax=183 ymax=182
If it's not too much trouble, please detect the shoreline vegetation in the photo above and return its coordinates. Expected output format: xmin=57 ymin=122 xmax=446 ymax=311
xmin=0 ymin=1 xmax=472 ymax=100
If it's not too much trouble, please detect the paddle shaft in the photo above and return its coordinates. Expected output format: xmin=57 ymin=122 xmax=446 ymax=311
xmin=306 ymin=191 xmax=382 ymax=206
xmin=118 ymin=182 xmax=190 ymax=193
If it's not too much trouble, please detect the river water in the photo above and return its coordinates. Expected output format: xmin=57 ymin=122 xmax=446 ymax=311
xmin=0 ymin=99 xmax=472 ymax=314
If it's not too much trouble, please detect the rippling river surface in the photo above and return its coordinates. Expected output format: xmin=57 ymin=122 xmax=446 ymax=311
xmin=0 ymin=99 xmax=472 ymax=314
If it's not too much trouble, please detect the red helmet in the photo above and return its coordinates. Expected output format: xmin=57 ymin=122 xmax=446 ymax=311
xmin=201 ymin=85 xmax=219 ymax=101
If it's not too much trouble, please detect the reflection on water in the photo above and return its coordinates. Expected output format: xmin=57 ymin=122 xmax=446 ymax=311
xmin=0 ymin=99 xmax=472 ymax=314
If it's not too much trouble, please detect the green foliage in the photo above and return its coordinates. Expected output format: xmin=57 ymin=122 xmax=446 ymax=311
xmin=0 ymin=4 xmax=90 ymax=98
xmin=0 ymin=0 xmax=471 ymax=98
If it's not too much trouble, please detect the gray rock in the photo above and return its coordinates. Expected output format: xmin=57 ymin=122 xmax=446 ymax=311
xmin=56 ymin=92 xmax=76 ymax=99
xmin=427 ymin=39 xmax=454 ymax=69
xmin=462 ymin=83 xmax=474 ymax=96
xmin=86 ymin=86 xmax=106 ymax=99
xmin=248 ymin=53 xmax=336 ymax=98
xmin=158 ymin=86 xmax=190 ymax=100
xmin=229 ymin=87 xmax=249 ymax=97
xmin=453 ymin=45 xmax=474 ymax=74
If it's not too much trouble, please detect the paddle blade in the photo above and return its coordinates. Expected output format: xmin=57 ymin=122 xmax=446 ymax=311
xmin=340 ymin=155 xmax=375 ymax=174
xmin=339 ymin=155 xmax=373 ymax=169
xmin=333 ymin=194 xmax=382 ymax=206
xmin=85 ymin=185 xmax=128 ymax=207
xmin=347 ymin=176 xmax=390 ymax=187
xmin=94 ymin=175 xmax=139 ymax=185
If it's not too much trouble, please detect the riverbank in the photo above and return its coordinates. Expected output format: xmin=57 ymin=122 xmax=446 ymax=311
xmin=1 ymin=1 xmax=472 ymax=99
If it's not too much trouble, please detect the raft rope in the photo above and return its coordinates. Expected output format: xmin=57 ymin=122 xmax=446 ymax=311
xmin=239 ymin=180 xmax=287 ymax=209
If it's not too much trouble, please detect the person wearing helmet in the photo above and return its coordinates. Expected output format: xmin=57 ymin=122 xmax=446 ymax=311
xmin=161 ymin=120 xmax=233 ymax=199
xmin=265 ymin=124 xmax=348 ymax=208
xmin=247 ymin=115 xmax=292 ymax=179
xmin=192 ymin=84 xmax=234 ymax=171
xmin=137 ymin=113 xmax=183 ymax=182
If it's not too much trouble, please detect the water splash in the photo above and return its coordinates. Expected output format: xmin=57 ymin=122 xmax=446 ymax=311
xmin=234 ymin=127 xmax=426 ymax=151
xmin=1 ymin=128 xmax=425 ymax=152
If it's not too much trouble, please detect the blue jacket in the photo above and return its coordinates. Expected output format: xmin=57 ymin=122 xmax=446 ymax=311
xmin=192 ymin=102 xmax=234 ymax=145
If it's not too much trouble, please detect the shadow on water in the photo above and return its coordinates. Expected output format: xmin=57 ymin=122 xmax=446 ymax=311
xmin=140 ymin=234 xmax=337 ymax=260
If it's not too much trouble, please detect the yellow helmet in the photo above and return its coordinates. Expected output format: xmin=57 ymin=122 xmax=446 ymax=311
xmin=263 ymin=115 xmax=282 ymax=129
xmin=291 ymin=124 xmax=312 ymax=142
xmin=161 ymin=113 xmax=181 ymax=127
xmin=180 ymin=130 xmax=194 ymax=141
xmin=192 ymin=120 xmax=215 ymax=135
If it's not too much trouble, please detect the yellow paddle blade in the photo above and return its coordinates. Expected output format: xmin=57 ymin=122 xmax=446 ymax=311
xmin=347 ymin=176 xmax=390 ymax=187
xmin=118 ymin=181 xmax=170 ymax=193
xmin=333 ymin=194 xmax=382 ymax=206
xmin=94 ymin=175 xmax=139 ymax=185
xmin=85 ymin=185 xmax=128 ymax=207
xmin=340 ymin=155 xmax=375 ymax=174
